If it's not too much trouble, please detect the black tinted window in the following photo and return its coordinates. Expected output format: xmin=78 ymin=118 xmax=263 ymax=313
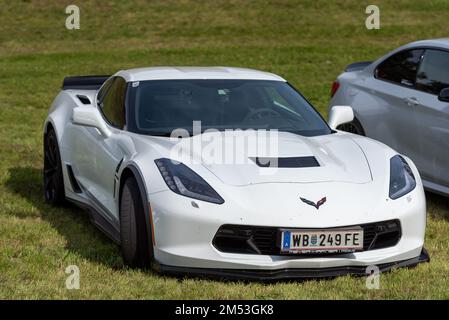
xmin=375 ymin=49 xmax=424 ymax=87
xmin=101 ymin=77 xmax=127 ymax=129
xmin=128 ymin=80 xmax=331 ymax=137
xmin=416 ymin=49 xmax=449 ymax=95
xmin=97 ymin=77 xmax=114 ymax=103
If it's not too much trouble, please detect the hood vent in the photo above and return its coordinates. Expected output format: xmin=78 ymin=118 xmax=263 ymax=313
xmin=251 ymin=156 xmax=320 ymax=168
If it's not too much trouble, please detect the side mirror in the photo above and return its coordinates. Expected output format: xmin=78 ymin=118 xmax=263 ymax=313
xmin=72 ymin=106 xmax=111 ymax=137
xmin=438 ymin=87 xmax=449 ymax=102
xmin=328 ymin=105 xmax=354 ymax=130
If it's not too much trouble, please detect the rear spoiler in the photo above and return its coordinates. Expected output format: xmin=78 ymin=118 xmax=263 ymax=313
xmin=344 ymin=61 xmax=373 ymax=72
xmin=62 ymin=75 xmax=111 ymax=90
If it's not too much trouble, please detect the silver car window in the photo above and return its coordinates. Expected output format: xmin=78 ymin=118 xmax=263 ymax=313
xmin=416 ymin=49 xmax=449 ymax=95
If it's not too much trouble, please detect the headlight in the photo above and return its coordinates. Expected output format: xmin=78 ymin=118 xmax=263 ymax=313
xmin=155 ymin=158 xmax=224 ymax=204
xmin=389 ymin=155 xmax=416 ymax=199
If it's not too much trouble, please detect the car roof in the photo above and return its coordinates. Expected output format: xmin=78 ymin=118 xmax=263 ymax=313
xmin=402 ymin=38 xmax=449 ymax=50
xmin=115 ymin=66 xmax=286 ymax=82
xmin=363 ymin=38 xmax=449 ymax=72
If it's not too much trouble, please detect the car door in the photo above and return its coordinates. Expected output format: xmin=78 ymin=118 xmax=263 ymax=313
xmin=70 ymin=76 xmax=128 ymax=219
xmin=412 ymin=49 xmax=449 ymax=188
xmin=364 ymin=49 xmax=424 ymax=159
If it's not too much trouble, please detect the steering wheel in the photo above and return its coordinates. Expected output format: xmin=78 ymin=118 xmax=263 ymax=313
xmin=244 ymin=108 xmax=281 ymax=121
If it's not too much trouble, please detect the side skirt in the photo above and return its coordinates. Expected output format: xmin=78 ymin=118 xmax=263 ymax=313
xmin=67 ymin=197 xmax=121 ymax=245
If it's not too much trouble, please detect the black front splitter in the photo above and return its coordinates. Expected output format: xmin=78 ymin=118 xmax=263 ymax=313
xmin=157 ymin=248 xmax=430 ymax=282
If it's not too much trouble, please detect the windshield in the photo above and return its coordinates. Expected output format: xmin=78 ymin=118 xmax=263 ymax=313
xmin=127 ymin=80 xmax=331 ymax=136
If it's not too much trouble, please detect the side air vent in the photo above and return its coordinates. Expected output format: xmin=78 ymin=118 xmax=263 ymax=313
xmin=251 ymin=156 xmax=320 ymax=168
xmin=76 ymin=95 xmax=91 ymax=105
xmin=66 ymin=164 xmax=82 ymax=193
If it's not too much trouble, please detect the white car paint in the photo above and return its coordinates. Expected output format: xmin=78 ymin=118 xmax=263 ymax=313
xmin=44 ymin=67 xmax=428 ymax=278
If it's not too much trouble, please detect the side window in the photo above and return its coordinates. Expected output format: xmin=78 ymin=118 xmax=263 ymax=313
xmin=375 ymin=49 xmax=424 ymax=87
xmin=97 ymin=77 xmax=114 ymax=104
xmin=100 ymin=77 xmax=127 ymax=129
xmin=415 ymin=49 xmax=449 ymax=95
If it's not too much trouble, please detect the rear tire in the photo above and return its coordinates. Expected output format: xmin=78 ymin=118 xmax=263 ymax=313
xmin=120 ymin=177 xmax=153 ymax=268
xmin=43 ymin=127 xmax=66 ymax=205
xmin=337 ymin=117 xmax=365 ymax=136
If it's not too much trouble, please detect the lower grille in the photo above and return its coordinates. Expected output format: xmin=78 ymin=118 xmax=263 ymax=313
xmin=213 ymin=220 xmax=401 ymax=255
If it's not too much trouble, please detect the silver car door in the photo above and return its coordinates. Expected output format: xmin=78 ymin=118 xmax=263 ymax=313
xmin=69 ymin=77 xmax=127 ymax=219
xmin=70 ymin=125 xmax=123 ymax=218
xmin=88 ymin=76 xmax=128 ymax=218
xmin=366 ymin=49 xmax=424 ymax=158
xmin=65 ymin=77 xmax=115 ymax=205
xmin=413 ymin=49 xmax=449 ymax=188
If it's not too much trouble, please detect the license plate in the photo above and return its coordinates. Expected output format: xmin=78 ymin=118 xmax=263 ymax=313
xmin=280 ymin=228 xmax=364 ymax=253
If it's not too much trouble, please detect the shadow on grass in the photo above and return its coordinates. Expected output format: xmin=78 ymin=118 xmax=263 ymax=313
xmin=5 ymin=166 xmax=445 ymax=284
xmin=3 ymin=166 xmax=303 ymax=283
xmin=425 ymin=191 xmax=449 ymax=221
xmin=5 ymin=166 xmax=126 ymax=270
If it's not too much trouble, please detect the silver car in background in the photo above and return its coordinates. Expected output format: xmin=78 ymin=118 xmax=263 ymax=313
xmin=329 ymin=39 xmax=449 ymax=197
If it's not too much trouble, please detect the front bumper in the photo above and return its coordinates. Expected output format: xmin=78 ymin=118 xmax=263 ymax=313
xmin=156 ymin=248 xmax=429 ymax=281
xmin=148 ymin=168 xmax=427 ymax=278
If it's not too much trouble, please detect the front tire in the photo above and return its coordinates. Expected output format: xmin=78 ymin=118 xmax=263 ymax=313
xmin=43 ymin=127 xmax=65 ymax=205
xmin=120 ymin=177 xmax=153 ymax=268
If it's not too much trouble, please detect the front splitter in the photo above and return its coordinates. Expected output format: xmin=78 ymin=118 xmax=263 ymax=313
xmin=156 ymin=248 xmax=430 ymax=281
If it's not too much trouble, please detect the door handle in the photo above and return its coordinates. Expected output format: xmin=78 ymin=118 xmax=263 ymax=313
xmin=403 ymin=97 xmax=420 ymax=106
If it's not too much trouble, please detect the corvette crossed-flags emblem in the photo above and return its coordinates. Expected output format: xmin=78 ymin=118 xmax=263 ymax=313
xmin=300 ymin=196 xmax=327 ymax=210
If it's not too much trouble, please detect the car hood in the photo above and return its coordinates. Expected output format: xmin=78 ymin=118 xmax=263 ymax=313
xmin=140 ymin=131 xmax=373 ymax=186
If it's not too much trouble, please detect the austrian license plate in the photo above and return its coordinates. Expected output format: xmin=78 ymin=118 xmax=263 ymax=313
xmin=280 ymin=228 xmax=364 ymax=253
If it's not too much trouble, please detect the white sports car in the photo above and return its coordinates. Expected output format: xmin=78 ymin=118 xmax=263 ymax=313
xmin=44 ymin=67 xmax=428 ymax=280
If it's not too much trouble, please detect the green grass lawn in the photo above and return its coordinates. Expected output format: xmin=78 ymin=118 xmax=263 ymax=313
xmin=1 ymin=0 xmax=448 ymax=299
